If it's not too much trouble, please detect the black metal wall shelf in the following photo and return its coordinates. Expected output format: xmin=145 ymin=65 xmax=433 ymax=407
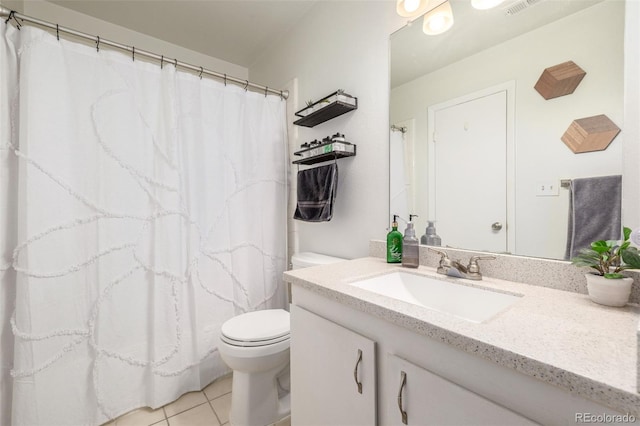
xmin=293 ymin=141 xmax=356 ymax=165
xmin=293 ymin=91 xmax=357 ymax=128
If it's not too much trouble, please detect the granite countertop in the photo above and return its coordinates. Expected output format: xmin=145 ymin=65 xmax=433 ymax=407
xmin=284 ymin=257 xmax=640 ymax=416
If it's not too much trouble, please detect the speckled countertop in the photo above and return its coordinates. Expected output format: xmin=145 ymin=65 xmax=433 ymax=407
xmin=284 ymin=257 xmax=640 ymax=416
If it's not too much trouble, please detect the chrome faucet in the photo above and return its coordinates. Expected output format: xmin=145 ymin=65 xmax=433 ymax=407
xmin=428 ymin=248 xmax=495 ymax=280
xmin=429 ymin=248 xmax=465 ymax=277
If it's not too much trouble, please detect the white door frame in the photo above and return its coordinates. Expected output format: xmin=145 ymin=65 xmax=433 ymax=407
xmin=427 ymin=81 xmax=516 ymax=253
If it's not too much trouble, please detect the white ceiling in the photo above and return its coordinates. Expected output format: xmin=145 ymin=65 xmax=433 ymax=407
xmin=391 ymin=0 xmax=604 ymax=88
xmin=48 ymin=0 xmax=319 ymax=68
xmin=46 ymin=0 xmax=607 ymax=80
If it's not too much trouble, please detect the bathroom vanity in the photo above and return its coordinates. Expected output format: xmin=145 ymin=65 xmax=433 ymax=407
xmin=284 ymin=257 xmax=640 ymax=425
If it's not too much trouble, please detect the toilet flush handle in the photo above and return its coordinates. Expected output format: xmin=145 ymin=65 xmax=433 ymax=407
xmin=353 ymin=349 xmax=363 ymax=394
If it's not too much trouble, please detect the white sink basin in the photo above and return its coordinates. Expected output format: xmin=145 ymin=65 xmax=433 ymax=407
xmin=349 ymin=272 xmax=520 ymax=323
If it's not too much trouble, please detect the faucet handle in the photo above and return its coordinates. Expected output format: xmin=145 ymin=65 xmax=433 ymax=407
xmin=428 ymin=248 xmax=452 ymax=275
xmin=427 ymin=248 xmax=449 ymax=263
xmin=466 ymin=255 xmax=496 ymax=277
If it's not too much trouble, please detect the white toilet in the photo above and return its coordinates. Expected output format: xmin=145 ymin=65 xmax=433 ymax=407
xmin=218 ymin=252 xmax=345 ymax=426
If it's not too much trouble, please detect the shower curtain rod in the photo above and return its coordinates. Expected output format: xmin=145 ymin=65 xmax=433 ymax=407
xmin=0 ymin=6 xmax=289 ymax=100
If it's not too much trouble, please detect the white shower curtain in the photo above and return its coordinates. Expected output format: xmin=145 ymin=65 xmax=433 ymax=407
xmin=1 ymin=22 xmax=287 ymax=425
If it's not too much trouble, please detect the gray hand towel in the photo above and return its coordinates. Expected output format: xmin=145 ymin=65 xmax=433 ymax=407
xmin=294 ymin=163 xmax=338 ymax=222
xmin=564 ymin=175 xmax=622 ymax=260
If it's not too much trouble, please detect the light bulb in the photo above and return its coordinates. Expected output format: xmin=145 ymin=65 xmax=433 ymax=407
xmin=396 ymin=0 xmax=430 ymax=18
xmin=404 ymin=0 xmax=420 ymax=13
xmin=426 ymin=15 xmax=447 ymax=32
xmin=423 ymin=1 xmax=454 ymax=35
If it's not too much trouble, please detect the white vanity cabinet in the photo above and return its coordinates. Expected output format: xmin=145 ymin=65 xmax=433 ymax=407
xmin=290 ymin=305 xmax=377 ymax=425
xmin=289 ymin=284 xmax=636 ymax=426
xmin=385 ymin=354 xmax=537 ymax=426
xmin=290 ymin=303 xmax=532 ymax=426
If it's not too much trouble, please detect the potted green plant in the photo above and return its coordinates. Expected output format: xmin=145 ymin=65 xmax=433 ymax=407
xmin=571 ymin=227 xmax=640 ymax=306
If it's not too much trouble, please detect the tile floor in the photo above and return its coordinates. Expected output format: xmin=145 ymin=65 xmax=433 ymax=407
xmin=104 ymin=374 xmax=291 ymax=426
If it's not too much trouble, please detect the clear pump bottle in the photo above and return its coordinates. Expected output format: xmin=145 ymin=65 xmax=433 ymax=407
xmin=402 ymin=215 xmax=419 ymax=268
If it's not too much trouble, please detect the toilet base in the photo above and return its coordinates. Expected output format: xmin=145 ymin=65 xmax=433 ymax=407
xmin=229 ymin=364 xmax=291 ymax=426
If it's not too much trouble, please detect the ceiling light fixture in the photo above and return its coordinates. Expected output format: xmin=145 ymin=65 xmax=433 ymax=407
xmin=396 ymin=0 xmax=431 ymax=18
xmin=471 ymin=0 xmax=506 ymax=10
xmin=422 ymin=1 xmax=454 ymax=35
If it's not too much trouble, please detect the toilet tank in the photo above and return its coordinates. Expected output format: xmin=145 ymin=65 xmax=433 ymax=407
xmin=291 ymin=252 xmax=346 ymax=270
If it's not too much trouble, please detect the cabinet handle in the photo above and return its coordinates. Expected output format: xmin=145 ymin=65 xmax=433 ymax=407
xmin=353 ymin=349 xmax=363 ymax=394
xmin=397 ymin=371 xmax=408 ymax=425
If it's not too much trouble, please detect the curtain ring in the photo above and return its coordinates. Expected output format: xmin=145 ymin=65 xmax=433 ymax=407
xmin=96 ymin=36 xmax=100 ymax=52
xmin=223 ymin=74 xmax=227 ymax=86
xmin=244 ymin=80 xmax=249 ymax=91
xmin=4 ymin=10 xmax=13 ymax=24
xmin=160 ymin=55 xmax=163 ymax=69
xmin=265 ymin=87 xmax=268 ymax=98
xmin=56 ymin=24 xmax=59 ymax=41
xmin=199 ymin=66 xmax=203 ymax=79
xmin=5 ymin=11 xmax=21 ymax=29
xmin=174 ymin=59 xmax=178 ymax=68
xmin=280 ymin=91 xmax=284 ymax=100
xmin=132 ymin=46 xmax=135 ymax=61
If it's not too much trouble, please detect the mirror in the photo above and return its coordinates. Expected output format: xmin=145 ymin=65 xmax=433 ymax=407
xmin=389 ymin=0 xmax=625 ymax=260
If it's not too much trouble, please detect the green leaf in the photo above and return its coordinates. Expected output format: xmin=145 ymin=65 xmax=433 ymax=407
xmin=624 ymin=227 xmax=632 ymax=241
xmin=604 ymin=273 xmax=626 ymax=279
xmin=591 ymin=241 xmax=612 ymax=253
xmin=571 ymin=250 xmax=600 ymax=265
xmin=619 ymin=241 xmax=631 ymax=251
xmin=571 ymin=259 xmax=595 ymax=267
xmin=622 ymin=246 xmax=640 ymax=269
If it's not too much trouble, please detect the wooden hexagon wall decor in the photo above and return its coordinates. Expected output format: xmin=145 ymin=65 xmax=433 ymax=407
xmin=561 ymin=114 xmax=620 ymax=154
xmin=534 ymin=61 xmax=586 ymax=100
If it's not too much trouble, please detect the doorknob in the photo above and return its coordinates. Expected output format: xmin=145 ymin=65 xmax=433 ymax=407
xmin=491 ymin=222 xmax=503 ymax=231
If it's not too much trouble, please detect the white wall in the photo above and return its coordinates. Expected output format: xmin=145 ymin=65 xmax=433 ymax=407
xmin=391 ymin=1 xmax=624 ymax=259
xmin=9 ymin=0 xmax=639 ymax=260
xmin=250 ymin=2 xmax=405 ymax=260
xmin=19 ymin=0 xmax=248 ymax=79
xmin=2 ymin=0 xmax=23 ymax=13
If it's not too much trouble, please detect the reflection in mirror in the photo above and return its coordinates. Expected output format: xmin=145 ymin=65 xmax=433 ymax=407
xmin=390 ymin=0 xmax=625 ymax=260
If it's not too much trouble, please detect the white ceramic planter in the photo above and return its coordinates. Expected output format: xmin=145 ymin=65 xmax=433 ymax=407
xmin=585 ymin=274 xmax=633 ymax=307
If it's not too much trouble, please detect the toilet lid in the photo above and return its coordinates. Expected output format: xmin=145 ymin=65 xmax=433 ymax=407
xmin=221 ymin=309 xmax=290 ymax=343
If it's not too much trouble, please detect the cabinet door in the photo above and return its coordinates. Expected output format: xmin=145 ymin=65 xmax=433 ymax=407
xmin=386 ymin=354 xmax=538 ymax=426
xmin=291 ymin=305 xmax=376 ymax=425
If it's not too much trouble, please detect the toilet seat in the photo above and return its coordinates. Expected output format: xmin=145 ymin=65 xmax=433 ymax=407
xmin=221 ymin=333 xmax=290 ymax=347
xmin=220 ymin=309 xmax=290 ymax=348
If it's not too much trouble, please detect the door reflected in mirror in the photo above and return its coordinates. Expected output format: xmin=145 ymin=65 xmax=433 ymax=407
xmin=390 ymin=0 xmax=625 ymax=260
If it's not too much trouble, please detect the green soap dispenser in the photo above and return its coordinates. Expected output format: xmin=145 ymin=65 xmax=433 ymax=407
xmin=387 ymin=215 xmax=403 ymax=263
